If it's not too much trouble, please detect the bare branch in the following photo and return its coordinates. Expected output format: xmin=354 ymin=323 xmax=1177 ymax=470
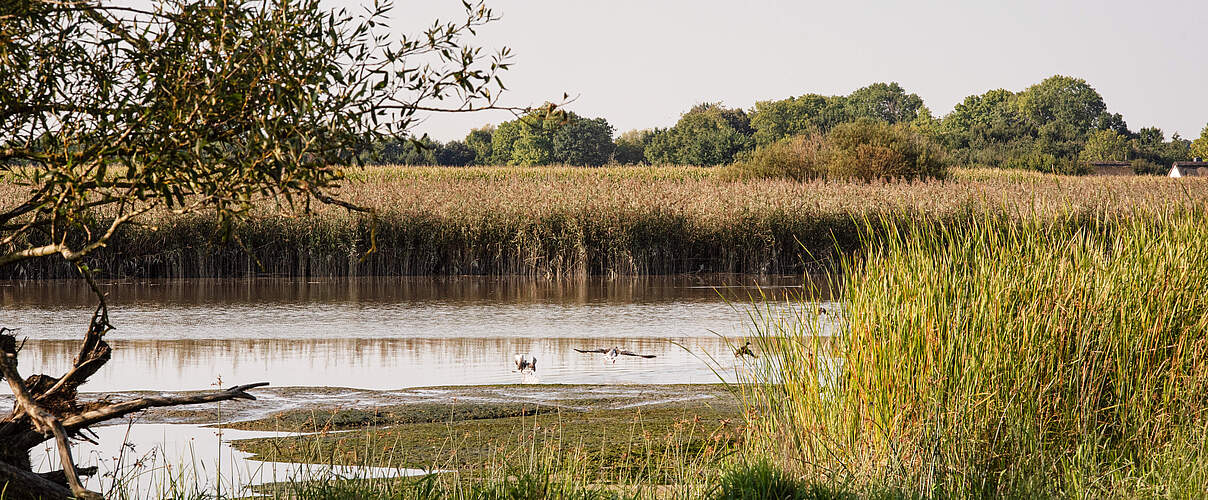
xmin=1 ymin=347 xmax=102 ymax=499
xmin=59 ymin=382 xmax=270 ymax=432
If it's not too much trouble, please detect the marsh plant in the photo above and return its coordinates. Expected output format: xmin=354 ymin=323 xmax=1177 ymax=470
xmin=4 ymin=168 xmax=1206 ymax=279
xmin=741 ymin=208 xmax=1208 ymax=497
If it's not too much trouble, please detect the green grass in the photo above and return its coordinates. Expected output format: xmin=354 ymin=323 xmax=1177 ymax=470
xmin=741 ymin=206 xmax=1208 ymax=498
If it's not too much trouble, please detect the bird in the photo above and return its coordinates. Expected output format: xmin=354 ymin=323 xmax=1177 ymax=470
xmin=735 ymin=341 xmax=757 ymax=358
xmin=514 ymin=354 xmax=538 ymax=373
xmin=574 ymin=347 xmax=656 ymax=363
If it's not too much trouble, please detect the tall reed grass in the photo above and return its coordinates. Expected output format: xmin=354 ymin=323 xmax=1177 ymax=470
xmin=742 ymin=208 xmax=1208 ymax=497
xmin=3 ymin=166 xmax=1206 ymax=278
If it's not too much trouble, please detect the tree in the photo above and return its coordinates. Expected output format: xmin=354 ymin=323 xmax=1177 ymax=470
xmin=645 ymin=103 xmax=754 ymax=165
xmin=940 ymin=89 xmax=1027 ymax=151
xmin=1014 ymin=75 xmax=1109 ymax=132
xmin=465 ymin=126 xmax=495 ymax=165
xmin=1080 ymin=129 xmax=1130 ymax=162
xmin=552 ymin=116 xmax=615 ymax=166
xmin=1193 ymin=125 xmax=1208 ymax=159
xmin=613 ymin=129 xmax=654 ymax=165
xmin=489 ymin=109 xmax=613 ymax=166
xmin=749 ymin=94 xmax=831 ymax=146
xmin=0 ymin=0 xmax=514 ymax=497
xmin=437 ymin=141 xmax=476 ymax=166
xmin=1130 ymin=127 xmax=1191 ymax=173
xmin=845 ymin=82 xmax=926 ymax=124
xmin=490 ymin=118 xmax=528 ymax=164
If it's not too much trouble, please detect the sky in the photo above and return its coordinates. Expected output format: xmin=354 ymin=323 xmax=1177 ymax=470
xmin=342 ymin=0 xmax=1208 ymax=142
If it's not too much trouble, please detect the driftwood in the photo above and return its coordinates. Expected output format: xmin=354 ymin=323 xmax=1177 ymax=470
xmin=1 ymin=274 xmax=268 ymax=499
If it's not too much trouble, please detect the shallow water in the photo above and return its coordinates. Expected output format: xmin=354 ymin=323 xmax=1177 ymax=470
xmin=31 ymin=422 xmax=429 ymax=497
xmin=6 ymin=276 xmax=830 ymax=495
xmin=2 ymin=276 xmax=829 ymax=392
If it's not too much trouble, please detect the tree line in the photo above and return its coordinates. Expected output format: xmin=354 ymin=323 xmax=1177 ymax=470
xmin=361 ymin=76 xmax=1208 ymax=173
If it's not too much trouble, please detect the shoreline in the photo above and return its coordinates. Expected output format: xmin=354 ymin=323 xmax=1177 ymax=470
xmin=6 ymin=384 xmax=741 ymax=428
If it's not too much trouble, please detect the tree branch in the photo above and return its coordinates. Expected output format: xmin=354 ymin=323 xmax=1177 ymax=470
xmin=59 ymin=382 xmax=270 ymax=433
xmin=0 ymin=345 xmax=102 ymax=499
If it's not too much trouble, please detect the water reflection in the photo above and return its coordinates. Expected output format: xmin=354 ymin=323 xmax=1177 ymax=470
xmin=31 ymin=423 xmax=428 ymax=497
xmin=20 ymin=337 xmax=749 ymax=392
xmin=2 ymin=276 xmax=829 ymax=392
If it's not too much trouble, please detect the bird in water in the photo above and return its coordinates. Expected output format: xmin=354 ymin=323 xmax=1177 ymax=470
xmin=574 ymin=347 xmax=656 ymax=363
xmin=514 ymin=354 xmax=538 ymax=373
xmin=735 ymin=341 xmax=757 ymax=358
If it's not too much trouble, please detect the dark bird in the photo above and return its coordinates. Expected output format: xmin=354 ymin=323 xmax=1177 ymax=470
xmin=735 ymin=341 xmax=758 ymax=358
xmin=574 ymin=347 xmax=656 ymax=363
xmin=514 ymin=354 xmax=538 ymax=373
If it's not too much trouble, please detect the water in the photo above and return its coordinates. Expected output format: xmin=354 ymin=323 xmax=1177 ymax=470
xmin=3 ymin=276 xmax=830 ymax=496
xmin=2 ymin=276 xmax=826 ymax=392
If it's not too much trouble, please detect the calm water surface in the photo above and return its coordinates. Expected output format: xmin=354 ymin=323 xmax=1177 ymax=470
xmin=3 ymin=276 xmax=830 ymax=392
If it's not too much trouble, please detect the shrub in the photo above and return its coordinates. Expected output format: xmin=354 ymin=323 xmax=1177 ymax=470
xmin=733 ymin=119 xmax=947 ymax=181
xmin=1002 ymin=151 xmax=1086 ymax=175
xmin=730 ymin=134 xmax=825 ymax=181
xmin=823 ymin=119 xmax=946 ymax=180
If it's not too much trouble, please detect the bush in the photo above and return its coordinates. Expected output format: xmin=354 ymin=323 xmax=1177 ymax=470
xmin=730 ymin=134 xmax=825 ymax=181
xmin=733 ymin=119 xmax=947 ymax=181
xmin=1002 ymin=151 xmax=1086 ymax=175
xmin=824 ymin=119 xmax=946 ymax=180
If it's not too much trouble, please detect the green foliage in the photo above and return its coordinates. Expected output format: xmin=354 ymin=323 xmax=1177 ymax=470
xmin=1193 ymin=125 xmax=1208 ymax=159
xmin=552 ymin=116 xmax=615 ymax=166
xmin=744 ymin=210 xmax=1208 ymax=497
xmin=489 ymin=110 xmax=614 ymax=166
xmin=1079 ymin=129 xmax=1130 ymax=162
xmin=1003 ymin=151 xmax=1086 ymax=175
xmin=734 ymin=119 xmax=947 ymax=181
xmin=465 ymin=126 xmax=495 ymax=165
xmin=749 ymin=94 xmax=835 ymax=147
xmin=938 ymin=76 xmax=1135 ymax=171
xmin=0 ymin=0 xmax=511 ymax=268
xmin=844 ymin=82 xmax=926 ymax=124
xmin=749 ymin=83 xmax=923 ymax=148
xmin=611 ymin=129 xmax=654 ymax=165
xmin=1130 ymin=127 xmax=1190 ymax=171
xmin=511 ymin=132 xmax=554 ymax=166
xmin=824 ymin=120 xmax=947 ymax=180
xmin=490 ymin=118 xmax=528 ymax=165
xmin=714 ymin=460 xmax=813 ymax=500
xmin=645 ymin=103 xmax=754 ymax=165
xmin=1014 ymin=75 xmax=1111 ymax=132
xmin=731 ymin=135 xmax=825 ymax=181
xmin=436 ymin=141 xmax=476 ymax=167
xmin=939 ymin=89 xmax=1026 ymax=153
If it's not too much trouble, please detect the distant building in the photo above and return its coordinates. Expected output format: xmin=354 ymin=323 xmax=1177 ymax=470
xmin=1170 ymin=159 xmax=1208 ymax=178
xmin=1088 ymin=161 xmax=1134 ymax=176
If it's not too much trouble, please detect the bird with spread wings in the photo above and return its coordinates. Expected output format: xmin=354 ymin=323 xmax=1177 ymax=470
xmin=574 ymin=346 xmax=656 ymax=363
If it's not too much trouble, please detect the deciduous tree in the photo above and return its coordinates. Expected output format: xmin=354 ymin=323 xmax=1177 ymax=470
xmin=0 ymin=0 xmax=515 ymax=496
xmin=1193 ymin=125 xmax=1208 ymax=159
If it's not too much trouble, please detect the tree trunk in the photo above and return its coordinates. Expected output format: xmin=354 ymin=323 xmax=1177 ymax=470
xmin=1 ymin=311 xmax=268 ymax=498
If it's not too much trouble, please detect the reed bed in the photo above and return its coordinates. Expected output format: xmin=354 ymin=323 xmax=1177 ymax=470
xmin=3 ymin=166 xmax=1206 ymax=278
xmin=741 ymin=207 xmax=1208 ymax=498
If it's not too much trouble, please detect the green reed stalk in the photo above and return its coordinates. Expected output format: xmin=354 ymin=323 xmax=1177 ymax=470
xmin=743 ymin=206 xmax=1208 ymax=498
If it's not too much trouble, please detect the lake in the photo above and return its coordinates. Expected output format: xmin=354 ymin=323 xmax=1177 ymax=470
xmin=2 ymin=276 xmax=830 ymax=392
xmin=4 ymin=275 xmax=832 ymax=495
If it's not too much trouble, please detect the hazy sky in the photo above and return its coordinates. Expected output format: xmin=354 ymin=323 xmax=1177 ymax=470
xmin=348 ymin=0 xmax=1207 ymax=142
